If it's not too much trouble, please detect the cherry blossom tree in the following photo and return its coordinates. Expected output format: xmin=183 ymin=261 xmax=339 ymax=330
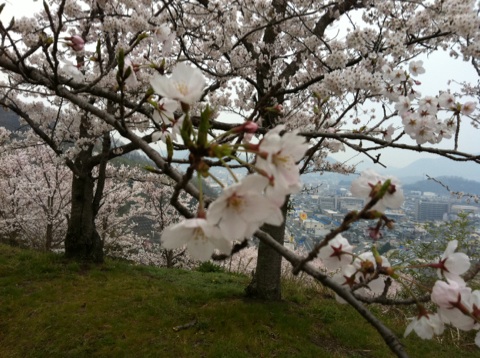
xmin=1 ymin=1 xmax=480 ymax=356
xmin=168 ymin=0 xmax=480 ymax=301
xmin=0 ymin=0 xmax=168 ymax=262
xmin=0 ymin=144 xmax=70 ymax=250
xmin=0 ymin=139 xmax=179 ymax=260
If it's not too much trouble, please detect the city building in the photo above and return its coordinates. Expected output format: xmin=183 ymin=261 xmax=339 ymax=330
xmin=318 ymin=195 xmax=365 ymax=212
xmin=415 ymin=201 xmax=450 ymax=221
xmin=318 ymin=196 xmax=337 ymax=211
xmin=337 ymin=197 xmax=365 ymax=212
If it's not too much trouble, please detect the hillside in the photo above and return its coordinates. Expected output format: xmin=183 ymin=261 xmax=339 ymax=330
xmin=1 ymin=244 xmax=479 ymax=357
xmin=302 ymin=155 xmax=480 ymax=187
xmin=371 ymin=156 xmax=480 ymax=183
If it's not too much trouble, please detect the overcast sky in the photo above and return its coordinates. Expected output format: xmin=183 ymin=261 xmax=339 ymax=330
xmin=1 ymin=1 xmax=478 ymax=169
xmin=1 ymin=1 xmax=43 ymax=19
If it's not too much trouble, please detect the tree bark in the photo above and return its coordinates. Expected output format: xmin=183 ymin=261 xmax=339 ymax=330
xmin=64 ymin=169 xmax=104 ymax=263
xmin=45 ymin=222 xmax=53 ymax=251
xmin=246 ymin=201 xmax=288 ymax=300
xmin=64 ymin=109 xmax=107 ymax=263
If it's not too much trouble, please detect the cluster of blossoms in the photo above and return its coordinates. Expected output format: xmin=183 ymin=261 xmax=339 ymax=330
xmin=160 ymin=126 xmax=309 ymax=260
xmin=0 ymin=145 xmax=178 ymax=257
xmin=149 ymin=63 xmax=205 ymax=143
xmin=304 ymin=58 xmax=477 ymax=158
xmin=315 ymin=170 xmax=480 ymax=346
xmin=383 ymin=60 xmax=477 ymax=145
xmin=149 ymin=63 xmax=309 ymax=261
xmin=147 ymin=61 xmax=480 ymax=346
xmin=398 ymin=93 xmax=476 ymax=145
xmin=317 ymin=170 xmax=404 ymax=301
xmin=402 ymin=239 xmax=476 ymax=342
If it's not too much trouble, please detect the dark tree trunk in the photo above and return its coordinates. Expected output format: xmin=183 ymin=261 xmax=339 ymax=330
xmin=44 ymin=195 xmax=54 ymax=251
xmin=65 ymin=170 xmax=103 ymax=263
xmin=64 ymin=115 xmax=110 ymax=263
xmin=45 ymin=222 xmax=53 ymax=251
xmin=246 ymin=201 xmax=288 ymax=300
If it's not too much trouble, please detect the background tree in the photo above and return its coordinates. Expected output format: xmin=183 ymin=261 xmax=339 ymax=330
xmin=0 ymin=0 xmax=171 ymax=262
xmin=0 ymin=138 xmax=179 ymax=262
xmin=0 ymin=144 xmax=70 ymax=250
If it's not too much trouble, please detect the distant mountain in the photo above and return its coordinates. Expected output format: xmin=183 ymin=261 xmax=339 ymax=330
xmin=352 ymin=156 xmax=480 ymax=184
xmin=300 ymin=155 xmax=480 ymax=188
xmin=0 ymin=106 xmax=22 ymax=132
xmin=385 ymin=157 xmax=480 ymax=181
xmin=403 ymin=176 xmax=480 ymax=195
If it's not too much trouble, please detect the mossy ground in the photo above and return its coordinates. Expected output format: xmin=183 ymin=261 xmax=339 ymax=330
xmin=1 ymin=244 xmax=479 ymax=358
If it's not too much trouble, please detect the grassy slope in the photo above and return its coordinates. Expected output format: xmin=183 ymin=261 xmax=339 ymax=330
xmin=1 ymin=244 xmax=479 ymax=358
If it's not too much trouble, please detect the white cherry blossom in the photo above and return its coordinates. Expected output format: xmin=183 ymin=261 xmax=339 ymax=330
xmin=390 ymin=68 xmax=407 ymax=85
xmin=332 ymin=264 xmax=357 ymax=304
xmin=161 ymin=218 xmax=231 ymax=261
xmin=418 ymin=96 xmax=439 ymax=116
xmin=155 ymin=24 xmax=172 ymax=43
xmin=431 ymin=278 xmax=472 ymax=310
xmin=382 ymin=124 xmax=395 ymax=141
xmin=436 ymin=121 xmax=455 ymax=142
xmin=150 ymin=62 xmax=205 ymax=105
xmin=431 ymin=278 xmax=476 ymax=331
xmin=350 ymin=169 xmax=404 ymax=212
xmin=434 ymin=240 xmax=470 ymax=281
xmin=394 ymin=96 xmax=411 ymax=115
xmin=151 ymin=128 xmax=172 ymax=143
xmin=438 ymin=305 xmax=476 ymax=331
xmin=401 ymin=111 xmax=419 ymax=137
xmin=461 ymin=101 xmax=477 ymax=115
xmin=123 ymin=58 xmax=138 ymax=88
xmin=404 ymin=312 xmax=444 ymax=340
xmin=319 ymin=234 xmax=353 ymax=270
xmin=324 ymin=139 xmax=345 ymax=153
xmin=408 ymin=60 xmax=426 ymax=77
xmin=153 ymin=98 xmax=179 ymax=125
xmin=207 ymin=174 xmax=283 ymax=241
xmin=353 ymin=252 xmax=391 ymax=296
xmin=438 ymin=92 xmax=456 ymax=109
xmin=256 ymin=125 xmax=309 ymax=195
xmin=153 ymin=24 xmax=175 ymax=55
xmin=432 ymin=284 xmax=479 ymax=332
xmin=412 ymin=117 xmax=437 ymax=145
xmin=61 ymin=61 xmax=84 ymax=82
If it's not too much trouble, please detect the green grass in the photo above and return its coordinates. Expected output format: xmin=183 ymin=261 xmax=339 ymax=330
xmin=1 ymin=244 xmax=479 ymax=358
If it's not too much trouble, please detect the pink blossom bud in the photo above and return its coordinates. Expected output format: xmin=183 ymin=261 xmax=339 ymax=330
xmin=66 ymin=35 xmax=85 ymax=52
xmin=232 ymin=121 xmax=259 ymax=134
xmin=242 ymin=121 xmax=258 ymax=133
xmin=368 ymin=227 xmax=382 ymax=240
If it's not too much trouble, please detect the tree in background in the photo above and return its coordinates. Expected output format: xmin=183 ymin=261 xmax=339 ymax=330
xmin=0 ymin=144 xmax=70 ymax=250
xmin=0 ymin=138 xmax=180 ymax=263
